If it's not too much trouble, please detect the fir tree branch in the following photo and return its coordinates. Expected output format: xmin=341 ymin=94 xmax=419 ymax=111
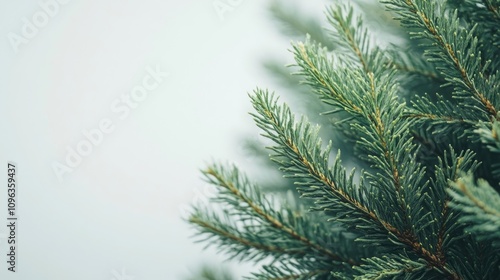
xmin=303 ymin=6 xmax=421 ymax=234
xmin=190 ymin=217 xmax=294 ymax=255
xmin=432 ymin=149 xmax=479 ymax=261
xmin=406 ymin=93 xmax=477 ymax=140
xmin=475 ymin=120 xmax=500 ymax=179
xmin=189 ymin=1 xmax=500 ymax=278
xmin=476 ymin=120 xmax=500 ymax=153
xmin=251 ymin=90 xmax=383 ymax=228
xmin=384 ymin=0 xmax=499 ymax=120
xmin=294 ymin=4 xmax=465 ymax=276
xmin=449 ymin=175 xmax=500 ymax=246
xmin=327 ymin=5 xmax=370 ymax=73
xmin=456 ymin=182 xmax=500 ymax=217
xmin=447 ymin=0 xmax=500 ymax=78
xmin=202 ymin=166 xmax=357 ymax=265
xmin=251 ymin=90 xmax=462 ymax=279
xmin=366 ymin=72 xmax=403 ymax=194
xmin=353 ymin=255 xmax=428 ymax=280
xmin=294 ymin=41 xmax=363 ymax=115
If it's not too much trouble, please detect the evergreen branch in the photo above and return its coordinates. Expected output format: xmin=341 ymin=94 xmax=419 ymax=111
xmin=326 ymin=5 xmax=370 ymax=73
xmin=353 ymin=256 xmax=428 ymax=280
xmin=406 ymin=93 xmax=477 ymax=140
xmin=475 ymin=120 xmax=500 ymax=153
xmin=270 ymin=4 xmax=463 ymax=276
xmin=251 ymin=90 xmax=462 ymax=279
xmin=293 ymin=41 xmax=363 ymax=115
xmin=250 ymin=90 xmax=383 ymax=228
xmin=202 ymin=166 xmax=356 ymax=265
xmin=454 ymin=180 xmax=500 ymax=217
xmin=325 ymin=4 xmax=390 ymax=78
xmin=366 ymin=72 xmax=403 ymax=195
xmin=475 ymin=120 xmax=500 ymax=179
xmin=304 ymin=8 xmax=425 ymax=237
xmin=449 ymin=176 xmax=500 ymax=246
xmin=189 ymin=1 xmax=500 ymax=278
xmin=447 ymin=0 xmax=500 ymax=76
xmin=432 ymin=148 xmax=479 ymax=258
xmin=360 ymin=73 xmax=418 ymax=235
xmin=383 ymin=0 xmax=499 ymax=120
xmin=189 ymin=209 xmax=304 ymax=263
xmin=316 ymin=6 xmax=424 ymax=232
xmin=190 ymin=216 xmax=294 ymax=256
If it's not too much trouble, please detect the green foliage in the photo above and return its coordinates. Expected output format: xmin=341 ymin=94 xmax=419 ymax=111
xmin=188 ymin=0 xmax=500 ymax=279
xmin=449 ymin=176 xmax=500 ymax=246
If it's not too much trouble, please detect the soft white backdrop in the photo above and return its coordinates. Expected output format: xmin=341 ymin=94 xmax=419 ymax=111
xmin=0 ymin=1 xmax=327 ymax=279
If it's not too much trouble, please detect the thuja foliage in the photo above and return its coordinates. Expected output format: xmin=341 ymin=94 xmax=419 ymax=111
xmin=188 ymin=1 xmax=500 ymax=279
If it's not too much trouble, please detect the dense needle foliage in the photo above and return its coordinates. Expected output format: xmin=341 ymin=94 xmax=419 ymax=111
xmin=188 ymin=1 xmax=500 ymax=279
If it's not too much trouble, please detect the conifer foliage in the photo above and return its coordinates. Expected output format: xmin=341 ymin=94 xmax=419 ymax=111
xmin=188 ymin=1 xmax=500 ymax=279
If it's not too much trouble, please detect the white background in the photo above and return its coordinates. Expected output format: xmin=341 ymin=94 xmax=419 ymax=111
xmin=0 ymin=1 xmax=327 ymax=279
